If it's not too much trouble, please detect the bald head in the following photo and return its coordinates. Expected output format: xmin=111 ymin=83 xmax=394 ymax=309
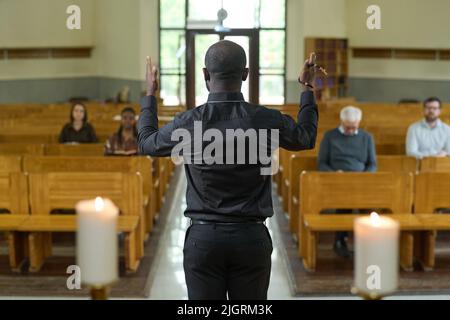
xmin=204 ymin=40 xmax=247 ymax=81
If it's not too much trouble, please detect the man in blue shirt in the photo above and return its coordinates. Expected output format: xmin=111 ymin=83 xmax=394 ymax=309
xmin=406 ymin=97 xmax=450 ymax=159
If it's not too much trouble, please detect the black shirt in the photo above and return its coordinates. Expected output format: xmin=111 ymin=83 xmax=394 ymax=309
xmin=138 ymin=91 xmax=318 ymax=222
xmin=59 ymin=122 xmax=98 ymax=144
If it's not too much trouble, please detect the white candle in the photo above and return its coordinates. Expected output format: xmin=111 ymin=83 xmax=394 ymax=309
xmin=354 ymin=212 xmax=400 ymax=297
xmin=76 ymin=197 xmax=119 ymax=286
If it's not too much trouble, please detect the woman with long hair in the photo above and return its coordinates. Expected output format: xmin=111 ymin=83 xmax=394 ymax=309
xmin=105 ymin=107 xmax=139 ymax=156
xmin=59 ymin=103 xmax=98 ymax=144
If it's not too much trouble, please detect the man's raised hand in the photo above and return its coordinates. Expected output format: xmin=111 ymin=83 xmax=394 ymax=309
xmin=298 ymin=52 xmax=327 ymax=90
xmin=146 ymin=56 xmax=159 ymax=96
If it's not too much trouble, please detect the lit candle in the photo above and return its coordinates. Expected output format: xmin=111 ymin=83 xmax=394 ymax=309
xmin=76 ymin=197 xmax=119 ymax=286
xmin=354 ymin=212 xmax=400 ymax=298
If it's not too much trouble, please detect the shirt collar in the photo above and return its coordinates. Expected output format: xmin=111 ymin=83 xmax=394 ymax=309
xmin=207 ymin=92 xmax=245 ymax=103
xmin=422 ymin=118 xmax=442 ymax=129
xmin=338 ymin=125 xmax=359 ymax=136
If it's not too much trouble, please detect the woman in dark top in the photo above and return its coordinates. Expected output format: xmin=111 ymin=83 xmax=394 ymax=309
xmin=59 ymin=103 xmax=98 ymax=144
xmin=104 ymin=107 xmax=139 ymax=156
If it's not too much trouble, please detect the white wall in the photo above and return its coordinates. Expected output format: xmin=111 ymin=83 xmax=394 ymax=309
xmin=0 ymin=0 xmax=94 ymax=47
xmin=0 ymin=0 xmax=159 ymax=81
xmin=0 ymin=0 xmax=96 ymax=80
xmin=347 ymin=0 xmax=450 ymax=80
xmin=347 ymin=0 xmax=450 ymax=49
xmin=286 ymin=0 xmax=347 ymax=82
xmin=93 ymin=0 xmax=141 ymax=80
xmin=139 ymin=0 xmax=160 ymax=81
xmin=303 ymin=0 xmax=347 ymax=39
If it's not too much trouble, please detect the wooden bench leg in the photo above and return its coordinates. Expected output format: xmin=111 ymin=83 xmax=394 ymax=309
xmin=28 ymin=232 xmax=48 ymax=272
xmin=415 ymin=231 xmax=436 ymax=271
xmin=152 ymin=188 xmax=159 ymax=221
xmin=400 ymin=231 xmax=414 ymax=271
xmin=124 ymin=227 xmax=142 ymax=273
xmin=282 ymin=182 xmax=289 ymax=213
xmin=302 ymin=229 xmax=317 ymax=272
xmin=298 ymin=217 xmax=307 ymax=258
xmin=289 ymin=202 xmax=298 ymax=236
xmin=145 ymin=202 xmax=154 ymax=236
xmin=44 ymin=232 xmax=52 ymax=258
xmin=154 ymin=180 xmax=161 ymax=216
xmin=137 ymin=218 xmax=145 ymax=259
xmin=8 ymin=232 xmax=28 ymax=272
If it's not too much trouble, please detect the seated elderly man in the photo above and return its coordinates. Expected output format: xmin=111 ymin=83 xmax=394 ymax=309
xmin=317 ymin=106 xmax=377 ymax=258
xmin=406 ymin=97 xmax=450 ymax=159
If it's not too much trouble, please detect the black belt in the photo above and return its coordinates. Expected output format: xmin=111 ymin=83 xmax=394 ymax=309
xmin=190 ymin=219 xmax=265 ymax=225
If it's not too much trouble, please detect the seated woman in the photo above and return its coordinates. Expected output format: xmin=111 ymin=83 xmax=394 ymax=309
xmin=105 ymin=107 xmax=139 ymax=156
xmin=59 ymin=103 xmax=98 ymax=144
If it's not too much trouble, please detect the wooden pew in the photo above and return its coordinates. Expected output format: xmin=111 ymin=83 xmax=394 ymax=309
xmin=288 ymin=155 xmax=418 ymax=236
xmin=299 ymin=172 xmax=414 ymax=272
xmin=280 ymin=150 xmax=301 ymax=212
xmin=0 ymin=143 xmax=45 ymax=156
xmin=24 ymin=172 xmax=144 ymax=272
xmin=156 ymin=157 xmax=177 ymax=214
xmin=414 ymin=172 xmax=450 ymax=270
xmin=304 ymin=214 xmax=450 ymax=269
xmin=0 ymin=156 xmax=29 ymax=270
xmin=23 ymin=156 xmax=155 ymax=235
xmin=377 ymin=156 xmax=418 ymax=173
xmin=44 ymin=144 xmax=106 ymax=156
xmin=288 ymin=156 xmax=317 ymax=236
xmin=420 ymin=157 xmax=450 ymax=172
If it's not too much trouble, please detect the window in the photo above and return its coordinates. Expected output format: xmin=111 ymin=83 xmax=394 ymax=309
xmin=159 ymin=0 xmax=286 ymax=105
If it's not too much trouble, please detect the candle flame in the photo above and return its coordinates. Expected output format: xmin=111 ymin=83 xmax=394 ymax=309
xmin=370 ymin=212 xmax=381 ymax=226
xmin=94 ymin=197 xmax=104 ymax=212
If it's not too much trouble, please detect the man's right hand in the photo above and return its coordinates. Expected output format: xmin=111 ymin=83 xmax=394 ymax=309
xmin=146 ymin=56 xmax=159 ymax=96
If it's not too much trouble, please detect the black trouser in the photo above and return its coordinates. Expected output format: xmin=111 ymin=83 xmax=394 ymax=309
xmin=183 ymin=222 xmax=273 ymax=300
xmin=335 ymin=209 xmax=351 ymax=242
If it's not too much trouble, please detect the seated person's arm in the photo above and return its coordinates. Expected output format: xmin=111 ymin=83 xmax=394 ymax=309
xmin=406 ymin=126 xmax=425 ymax=159
xmin=317 ymin=134 xmax=333 ymax=172
xmin=90 ymin=125 xmax=99 ymax=143
xmin=59 ymin=125 xmax=67 ymax=144
xmin=444 ymin=129 xmax=450 ymax=156
xmin=104 ymin=138 xmax=114 ymax=155
xmin=365 ymin=134 xmax=377 ymax=172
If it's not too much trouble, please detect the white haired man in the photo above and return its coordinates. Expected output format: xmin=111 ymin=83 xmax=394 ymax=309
xmin=317 ymin=106 xmax=377 ymax=258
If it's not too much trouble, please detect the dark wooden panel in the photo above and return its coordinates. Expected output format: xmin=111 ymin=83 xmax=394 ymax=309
xmin=51 ymin=47 xmax=92 ymax=58
xmin=0 ymin=47 xmax=93 ymax=59
xmin=8 ymin=48 xmax=50 ymax=59
xmin=440 ymin=50 xmax=450 ymax=60
xmin=395 ymin=49 xmax=436 ymax=60
xmin=352 ymin=48 xmax=392 ymax=58
xmin=353 ymin=47 xmax=441 ymax=60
